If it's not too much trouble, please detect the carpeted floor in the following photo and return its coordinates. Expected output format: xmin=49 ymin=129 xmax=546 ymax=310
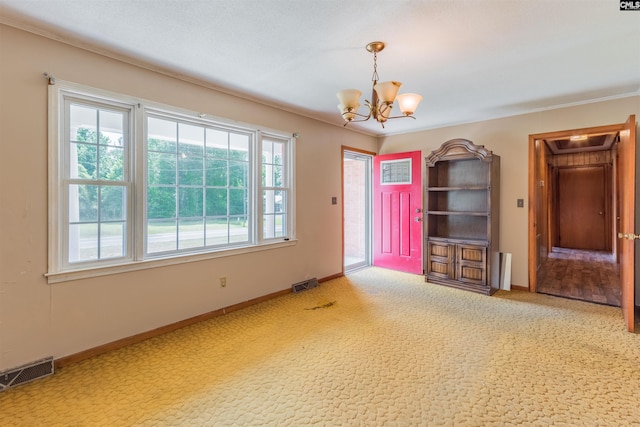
xmin=1 ymin=267 xmax=639 ymax=426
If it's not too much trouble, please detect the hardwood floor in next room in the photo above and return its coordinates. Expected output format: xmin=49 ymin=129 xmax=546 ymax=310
xmin=537 ymin=247 xmax=621 ymax=307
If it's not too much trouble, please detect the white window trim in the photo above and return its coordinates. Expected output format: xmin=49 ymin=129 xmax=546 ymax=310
xmin=47 ymin=80 xmax=297 ymax=284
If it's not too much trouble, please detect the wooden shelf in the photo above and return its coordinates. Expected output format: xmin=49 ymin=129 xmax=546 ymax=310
xmin=424 ymin=138 xmax=500 ymax=295
xmin=427 ymin=186 xmax=488 ymax=191
xmin=427 ymin=211 xmax=489 ymax=216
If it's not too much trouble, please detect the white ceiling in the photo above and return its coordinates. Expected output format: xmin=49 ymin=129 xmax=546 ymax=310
xmin=1 ymin=0 xmax=639 ymax=136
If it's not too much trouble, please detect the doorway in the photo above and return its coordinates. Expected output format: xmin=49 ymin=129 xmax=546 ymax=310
xmin=343 ymin=148 xmax=374 ymax=272
xmin=529 ymin=116 xmax=636 ymax=331
xmin=532 ymin=129 xmax=619 ymax=305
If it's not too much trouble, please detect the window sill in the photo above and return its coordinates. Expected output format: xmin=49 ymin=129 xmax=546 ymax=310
xmin=45 ymin=239 xmax=298 ymax=284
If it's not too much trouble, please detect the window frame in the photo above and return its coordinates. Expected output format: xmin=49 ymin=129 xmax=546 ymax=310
xmin=47 ymin=81 xmax=296 ymax=284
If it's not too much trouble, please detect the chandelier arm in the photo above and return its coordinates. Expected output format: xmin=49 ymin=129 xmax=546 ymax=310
xmin=343 ymin=116 xmax=376 ymax=126
xmin=383 ymin=114 xmax=418 ymax=120
xmin=342 ymin=112 xmax=374 ymax=120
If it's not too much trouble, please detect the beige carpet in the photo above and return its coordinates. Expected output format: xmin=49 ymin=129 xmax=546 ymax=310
xmin=2 ymin=267 xmax=639 ymax=426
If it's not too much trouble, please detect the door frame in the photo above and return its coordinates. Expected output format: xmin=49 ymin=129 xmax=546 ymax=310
xmin=342 ymin=146 xmax=376 ymax=274
xmin=528 ymin=117 xmax=636 ymax=331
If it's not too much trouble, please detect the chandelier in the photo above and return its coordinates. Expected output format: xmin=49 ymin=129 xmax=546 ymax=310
xmin=337 ymin=41 xmax=423 ymax=128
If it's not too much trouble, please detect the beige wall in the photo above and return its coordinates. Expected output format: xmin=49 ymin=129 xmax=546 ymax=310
xmin=379 ymin=96 xmax=640 ymax=289
xmin=0 ymin=24 xmax=377 ymax=371
xmin=1 ymin=22 xmax=639 ymax=372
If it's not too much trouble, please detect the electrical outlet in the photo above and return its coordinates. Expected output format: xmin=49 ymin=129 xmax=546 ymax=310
xmin=220 ymin=277 xmax=227 ymax=287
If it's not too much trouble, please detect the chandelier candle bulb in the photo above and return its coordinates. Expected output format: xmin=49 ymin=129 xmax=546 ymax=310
xmin=374 ymin=81 xmax=402 ymax=104
xmin=397 ymin=93 xmax=423 ymax=116
xmin=337 ymin=89 xmax=362 ymax=110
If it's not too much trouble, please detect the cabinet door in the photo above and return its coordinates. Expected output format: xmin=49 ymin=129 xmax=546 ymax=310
xmin=426 ymin=241 xmax=454 ymax=280
xmin=456 ymin=244 xmax=487 ymax=286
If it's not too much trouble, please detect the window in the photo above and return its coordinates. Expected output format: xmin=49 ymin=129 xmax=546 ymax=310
xmin=380 ymin=159 xmax=412 ymax=185
xmin=262 ymin=137 xmax=288 ymax=239
xmin=48 ymin=82 xmax=295 ymax=282
xmin=145 ymin=115 xmax=252 ymax=254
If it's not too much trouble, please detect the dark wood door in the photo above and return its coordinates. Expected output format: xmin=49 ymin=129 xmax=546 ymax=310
xmin=557 ymin=166 xmax=606 ymax=250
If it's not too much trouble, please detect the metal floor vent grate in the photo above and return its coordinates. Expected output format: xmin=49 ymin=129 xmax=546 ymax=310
xmin=0 ymin=357 xmax=54 ymax=392
xmin=292 ymin=278 xmax=319 ymax=293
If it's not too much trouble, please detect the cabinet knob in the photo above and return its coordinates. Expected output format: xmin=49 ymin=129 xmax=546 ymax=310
xmin=415 ymin=217 xmax=423 ymax=222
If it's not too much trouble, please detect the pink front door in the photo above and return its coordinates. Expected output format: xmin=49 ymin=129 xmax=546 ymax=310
xmin=373 ymin=151 xmax=423 ymax=274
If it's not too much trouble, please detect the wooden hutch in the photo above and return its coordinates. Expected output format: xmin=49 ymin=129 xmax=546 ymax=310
xmin=424 ymin=139 xmax=500 ymax=295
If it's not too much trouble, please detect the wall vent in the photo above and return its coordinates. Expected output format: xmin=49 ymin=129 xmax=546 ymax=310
xmin=0 ymin=357 xmax=54 ymax=392
xmin=292 ymin=278 xmax=319 ymax=293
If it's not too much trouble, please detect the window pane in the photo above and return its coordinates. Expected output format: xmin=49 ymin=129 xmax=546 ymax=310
xmin=272 ymin=141 xmax=283 ymax=165
xmin=205 ymin=128 xmax=228 ymax=158
xmin=148 ymin=152 xmax=176 ymax=185
xmin=206 ymin=158 xmax=227 ymax=186
xmin=178 ymin=187 xmax=203 ymax=217
xmin=147 ymin=186 xmax=176 ymax=219
xmin=179 ymin=218 xmax=204 ymax=249
xmin=381 ymin=159 xmax=412 ymax=184
xmin=206 ymin=188 xmax=227 ymax=216
xmin=179 ymin=155 xmax=203 ymax=185
xmin=275 ymin=190 xmax=286 ymax=213
xmin=263 ymin=215 xmax=275 ymax=239
xmin=70 ymin=184 xmax=98 ymax=222
xmin=69 ymin=222 xmax=98 ymax=262
xmin=71 ymin=143 xmax=97 ymax=179
xmin=263 ymin=214 xmax=285 ymax=239
xmin=100 ymin=186 xmax=125 ymax=221
xmin=263 ymin=189 xmax=277 ymax=215
xmin=99 ymin=110 xmax=124 ymax=146
xmin=274 ymin=214 xmax=285 ymax=236
xmin=148 ymin=117 xmax=177 ymax=152
xmin=262 ymin=139 xmax=274 ymax=164
xmin=273 ymin=165 xmax=282 ymax=187
xmin=147 ymin=219 xmax=177 ymax=253
xmin=262 ymin=163 xmax=272 ymax=187
xmin=230 ymin=216 xmax=249 ymax=243
xmin=262 ymin=139 xmax=284 ymax=187
xmin=206 ymin=218 xmax=228 ymax=246
xmin=230 ymin=133 xmax=249 ymax=161
xmin=70 ymin=105 xmax=97 ymax=143
xmin=229 ymin=188 xmax=247 ymax=216
xmin=229 ymin=161 xmax=248 ymax=188
xmin=100 ymin=222 xmax=125 ymax=258
xmin=179 ymin=123 xmax=204 ymax=157
xmin=99 ymin=145 xmax=124 ymax=181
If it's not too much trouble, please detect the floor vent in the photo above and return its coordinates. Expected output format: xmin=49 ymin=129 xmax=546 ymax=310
xmin=292 ymin=278 xmax=319 ymax=293
xmin=0 ymin=357 xmax=54 ymax=392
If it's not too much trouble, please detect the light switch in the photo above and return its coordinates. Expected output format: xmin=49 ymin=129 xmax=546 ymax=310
xmin=331 ymin=197 xmax=337 ymax=205
xmin=517 ymin=199 xmax=524 ymax=208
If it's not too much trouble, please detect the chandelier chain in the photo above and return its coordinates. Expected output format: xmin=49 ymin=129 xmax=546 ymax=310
xmin=371 ymin=51 xmax=379 ymax=83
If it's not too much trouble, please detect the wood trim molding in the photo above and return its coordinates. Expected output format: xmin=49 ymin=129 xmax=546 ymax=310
xmin=54 ymin=273 xmax=344 ymax=369
xmin=510 ymin=285 xmax=529 ymax=292
xmin=341 ymin=146 xmax=376 ymax=156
